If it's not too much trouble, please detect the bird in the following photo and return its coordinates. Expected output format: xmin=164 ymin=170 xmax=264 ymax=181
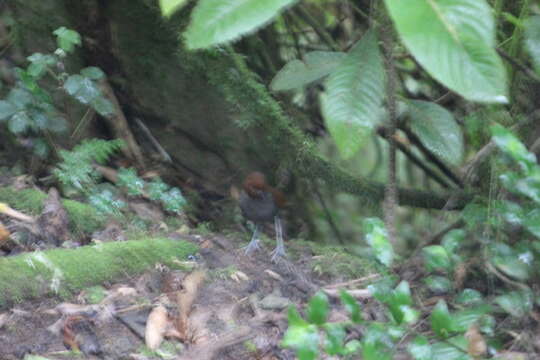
xmin=239 ymin=172 xmax=286 ymax=262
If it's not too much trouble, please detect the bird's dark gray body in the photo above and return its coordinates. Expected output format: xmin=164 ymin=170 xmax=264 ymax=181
xmin=239 ymin=190 xmax=278 ymax=223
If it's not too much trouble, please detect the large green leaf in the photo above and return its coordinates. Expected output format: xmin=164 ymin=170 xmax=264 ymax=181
xmin=270 ymin=51 xmax=346 ymax=91
xmin=431 ymin=340 xmax=470 ymax=360
xmin=494 ymin=290 xmax=533 ymax=318
xmin=8 ymin=112 xmax=31 ymax=134
xmin=81 ymin=67 xmax=105 ymax=80
xmin=321 ymin=30 xmax=385 ymax=159
xmin=490 ymin=242 xmax=532 ymax=281
xmin=385 ymin=0 xmax=507 ymax=103
xmin=64 ymin=75 xmax=100 ymax=104
xmin=323 ymin=322 xmax=346 ymax=355
xmin=452 ymin=305 xmax=491 ymax=331
xmin=185 ymin=0 xmax=297 ymax=49
xmin=363 ymin=217 xmax=394 ymax=267
xmin=408 ymin=100 xmax=464 ymax=165
xmin=282 ymin=306 xmax=319 ymax=360
xmin=0 ymin=100 xmax=16 ymax=121
xmin=306 ymin=291 xmax=329 ymax=325
xmin=53 ymin=27 xmax=81 ymax=53
xmin=27 ymin=53 xmax=56 ymax=78
xmin=524 ymin=16 xmax=540 ymax=75
xmin=159 ymin=0 xmax=189 ymax=17
xmin=431 ymin=300 xmax=455 ymax=338
xmin=422 ymin=245 xmax=452 ymax=273
xmin=408 ymin=336 xmax=432 ymax=360
xmin=340 ymin=290 xmax=362 ymax=323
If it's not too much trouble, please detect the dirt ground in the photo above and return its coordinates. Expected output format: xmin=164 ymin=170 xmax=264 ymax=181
xmin=0 ymin=230 xmax=368 ymax=360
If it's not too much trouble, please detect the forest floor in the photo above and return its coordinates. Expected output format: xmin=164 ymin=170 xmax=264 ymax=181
xmin=0 ymin=178 xmax=380 ymax=360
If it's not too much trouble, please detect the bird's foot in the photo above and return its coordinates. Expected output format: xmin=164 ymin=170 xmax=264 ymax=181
xmin=243 ymin=238 xmax=261 ymax=255
xmin=270 ymin=244 xmax=286 ymax=263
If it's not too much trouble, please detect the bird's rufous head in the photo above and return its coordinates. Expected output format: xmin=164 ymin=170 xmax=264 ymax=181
xmin=243 ymin=172 xmax=286 ymax=208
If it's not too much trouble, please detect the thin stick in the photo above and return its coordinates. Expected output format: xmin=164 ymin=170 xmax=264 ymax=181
xmin=401 ymin=126 xmax=464 ymax=188
xmin=134 ymin=118 xmax=172 ymax=163
xmin=324 ymin=273 xmax=381 ymax=289
xmin=381 ymin=16 xmax=399 ymax=245
xmin=312 ymin=181 xmax=345 ymax=244
xmin=378 ymin=127 xmax=451 ymax=188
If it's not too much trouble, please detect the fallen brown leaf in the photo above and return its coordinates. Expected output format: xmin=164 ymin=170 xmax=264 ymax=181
xmin=0 ymin=221 xmax=9 ymax=245
xmin=175 ymin=270 xmax=206 ymax=341
xmin=465 ymin=323 xmax=486 ymax=358
xmin=145 ymin=305 xmax=168 ymax=350
xmin=0 ymin=203 xmax=34 ymax=222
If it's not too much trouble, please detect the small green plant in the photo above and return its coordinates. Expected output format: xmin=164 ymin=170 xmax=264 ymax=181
xmin=53 ymin=138 xmax=186 ymax=216
xmin=0 ymin=27 xmax=113 ymax=157
xmin=54 ymin=139 xmax=124 ymax=192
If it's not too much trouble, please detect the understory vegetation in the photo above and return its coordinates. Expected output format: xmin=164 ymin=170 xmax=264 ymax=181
xmin=1 ymin=0 xmax=540 ymax=359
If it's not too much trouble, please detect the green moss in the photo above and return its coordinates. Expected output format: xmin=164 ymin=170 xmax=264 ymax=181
xmin=290 ymin=240 xmax=378 ymax=280
xmin=0 ymin=186 xmax=105 ymax=234
xmin=83 ymin=285 xmax=107 ymax=304
xmin=0 ymin=237 xmax=198 ymax=308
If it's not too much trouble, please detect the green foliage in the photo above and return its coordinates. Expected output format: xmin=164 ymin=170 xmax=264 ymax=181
xmin=54 ymin=139 xmax=124 ymax=192
xmin=320 ymin=30 xmax=385 ymax=159
xmin=431 ymin=300 xmax=455 ymax=338
xmin=408 ymin=336 xmax=432 ymax=360
xmin=53 ymin=26 xmax=81 ymax=53
xmin=422 ymin=246 xmax=452 ymax=273
xmin=483 ymin=126 xmax=540 ymax=286
xmin=363 ymin=217 xmax=394 ymax=267
xmin=184 ymin=0 xmax=298 ymax=49
xmin=63 ymin=71 xmax=113 ymax=116
xmin=147 ymin=178 xmax=187 ymax=214
xmin=524 ymin=16 xmax=540 ymax=75
xmin=159 ymin=0 xmax=189 ymax=17
xmin=306 ymin=291 xmax=329 ymax=325
xmin=118 ymin=167 xmax=145 ymax=196
xmin=384 ymin=0 xmax=507 ymax=103
xmin=53 ymin=140 xmax=186 ymax=216
xmin=282 ymin=292 xmax=359 ymax=359
xmin=0 ymin=27 xmax=112 ymax=157
xmin=339 ymin=290 xmax=362 ymax=324
xmin=407 ymin=100 xmax=464 ymax=165
xmin=88 ymin=190 xmax=126 ymax=216
xmin=270 ymin=51 xmax=346 ymax=91
xmin=494 ymin=290 xmax=533 ymax=318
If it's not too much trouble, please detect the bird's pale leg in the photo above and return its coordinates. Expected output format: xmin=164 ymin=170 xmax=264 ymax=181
xmin=271 ymin=216 xmax=286 ymax=262
xmin=243 ymin=224 xmax=261 ymax=254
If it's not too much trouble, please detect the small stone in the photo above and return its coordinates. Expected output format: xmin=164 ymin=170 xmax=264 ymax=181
xmin=259 ymin=292 xmax=290 ymax=310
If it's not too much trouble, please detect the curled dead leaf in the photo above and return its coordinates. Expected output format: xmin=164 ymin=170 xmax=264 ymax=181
xmin=175 ymin=270 xmax=206 ymax=341
xmin=230 ymin=270 xmax=249 ymax=282
xmin=145 ymin=305 xmax=168 ymax=350
xmin=0 ymin=202 xmax=34 ymax=222
xmin=465 ymin=323 xmax=486 ymax=358
xmin=0 ymin=221 xmax=9 ymax=245
xmin=264 ymin=269 xmax=283 ymax=281
xmin=453 ymin=262 xmax=468 ymax=290
xmin=0 ymin=312 xmax=9 ymax=328
xmin=230 ymin=185 xmax=240 ymax=201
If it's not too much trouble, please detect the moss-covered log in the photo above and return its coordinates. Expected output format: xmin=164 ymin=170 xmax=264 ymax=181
xmin=0 ymin=238 xmax=197 ymax=308
xmin=0 ymin=186 xmax=104 ymax=234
